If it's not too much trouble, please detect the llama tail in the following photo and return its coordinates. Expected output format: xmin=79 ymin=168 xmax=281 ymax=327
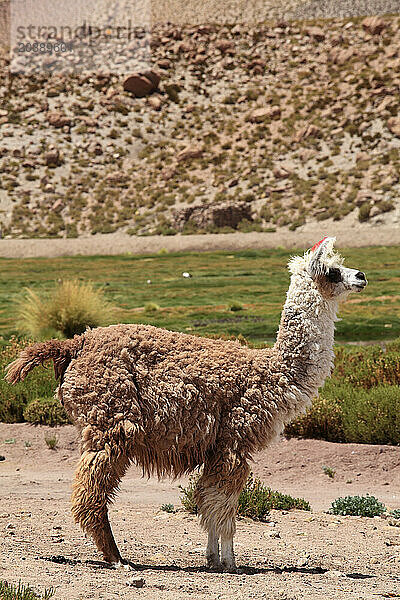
xmin=5 ymin=336 xmax=84 ymax=384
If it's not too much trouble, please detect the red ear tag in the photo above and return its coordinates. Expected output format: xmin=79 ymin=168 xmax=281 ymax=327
xmin=310 ymin=236 xmax=328 ymax=252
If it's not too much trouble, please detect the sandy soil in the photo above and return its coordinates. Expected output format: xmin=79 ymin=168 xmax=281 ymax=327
xmin=0 ymin=217 xmax=399 ymax=259
xmin=1 ymin=423 xmax=400 ymax=599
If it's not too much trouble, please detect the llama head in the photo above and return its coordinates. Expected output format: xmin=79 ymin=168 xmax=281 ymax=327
xmin=288 ymin=236 xmax=367 ymax=299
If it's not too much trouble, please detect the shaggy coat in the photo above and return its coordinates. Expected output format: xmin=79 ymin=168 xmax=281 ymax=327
xmin=5 ymin=237 xmax=367 ymax=571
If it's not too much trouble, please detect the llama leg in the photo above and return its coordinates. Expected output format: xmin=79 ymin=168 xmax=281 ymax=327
xmin=220 ymin=535 xmax=235 ymax=572
xmin=71 ymin=449 xmax=129 ymax=564
xmin=206 ymin=524 xmax=220 ymax=569
xmin=195 ymin=452 xmax=249 ymax=572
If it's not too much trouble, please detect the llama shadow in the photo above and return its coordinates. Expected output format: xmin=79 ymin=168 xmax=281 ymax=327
xmin=41 ymin=555 xmax=374 ymax=580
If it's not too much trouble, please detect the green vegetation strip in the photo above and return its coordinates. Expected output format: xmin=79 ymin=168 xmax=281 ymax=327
xmin=0 ymin=246 xmax=399 ymax=343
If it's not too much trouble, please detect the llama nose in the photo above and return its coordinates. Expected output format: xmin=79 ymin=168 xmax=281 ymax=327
xmin=355 ymin=271 xmax=366 ymax=281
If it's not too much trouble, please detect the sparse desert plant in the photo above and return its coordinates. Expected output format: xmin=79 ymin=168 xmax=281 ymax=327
xmin=329 ymin=495 xmax=386 ymax=517
xmin=358 ymin=202 xmax=371 ymax=222
xmin=0 ymin=580 xmax=54 ymax=600
xmin=160 ymin=503 xmax=175 ymax=513
xmin=144 ymin=302 xmax=160 ymax=314
xmin=44 ymin=433 xmax=58 ymax=450
xmin=228 ymin=301 xmax=243 ymax=312
xmin=322 ymin=466 xmax=335 ymax=479
xmin=180 ymin=472 xmax=310 ymax=520
xmin=23 ymin=397 xmax=70 ymax=426
xmin=16 ymin=280 xmax=115 ymax=339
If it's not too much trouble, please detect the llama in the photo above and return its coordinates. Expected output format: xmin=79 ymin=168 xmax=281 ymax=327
xmin=5 ymin=237 xmax=367 ymax=572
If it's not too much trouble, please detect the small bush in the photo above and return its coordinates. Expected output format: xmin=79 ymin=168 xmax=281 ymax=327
xmin=285 ymin=378 xmax=400 ymax=445
xmin=180 ymin=473 xmax=310 ymax=520
xmin=179 ymin=474 xmax=198 ymax=514
xmin=238 ymin=474 xmax=311 ymax=519
xmin=0 ymin=580 xmax=54 ymax=600
xmin=322 ymin=466 xmax=335 ymax=479
xmin=329 ymin=495 xmax=386 ymax=517
xmin=285 ymin=380 xmax=345 ymax=442
xmin=23 ymin=397 xmax=70 ymax=426
xmin=0 ymin=338 xmax=55 ymax=423
xmin=144 ymin=302 xmax=160 ymax=314
xmin=358 ymin=203 xmax=371 ymax=222
xmin=16 ymin=280 xmax=115 ymax=339
xmin=44 ymin=433 xmax=58 ymax=450
xmin=341 ymin=385 xmax=400 ymax=445
xmin=228 ymin=301 xmax=243 ymax=312
xmin=160 ymin=503 xmax=175 ymax=513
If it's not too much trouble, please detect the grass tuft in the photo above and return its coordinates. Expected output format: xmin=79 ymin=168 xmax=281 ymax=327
xmin=16 ymin=280 xmax=115 ymax=339
xmin=0 ymin=580 xmax=54 ymax=600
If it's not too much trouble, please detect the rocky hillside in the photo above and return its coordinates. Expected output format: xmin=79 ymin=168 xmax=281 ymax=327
xmin=0 ymin=13 xmax=400 ymax=238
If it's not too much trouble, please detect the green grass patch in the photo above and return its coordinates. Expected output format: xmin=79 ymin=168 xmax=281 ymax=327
xmin=0 ymin=246 xmax=399 ymax=343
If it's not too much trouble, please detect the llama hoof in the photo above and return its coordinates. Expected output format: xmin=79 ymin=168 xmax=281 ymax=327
xmin=207 ymin=555 xmax=222 ymax=571
xmin=207 ymin=562 xmax=223 ymax=572
xmin=116 ymin=560 xmax=135 ymax=572
xmin=221 ymin=563 xmax=242 ymax=574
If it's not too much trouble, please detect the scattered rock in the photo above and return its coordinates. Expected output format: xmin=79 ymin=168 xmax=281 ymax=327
xmin=105 ymin=171 xmax=128 ymax=184
xmin=51 ymin=200 xmax=64 ymax=213
xmin=44 ymin=149 xmax=62 ymax=167
xmin=387 ymin=117 xmax=400 ymax=137
xmin=324 ymin=570 xmax=346 ymax=578
xmin=247 ymin=106 xmax=280 ymax=123
xmin=329 ymin=47 xmax=357 ymax=65
xmin=123 ymin=71 xmax=160 ymax=97
xmin=215 ymin=39 xmax=235 ymax=53
xmin=126 ymin=576 xmax=145 ymax=588
xmin=362 ymin=16 xmax=387 ymax=35
xmin=148 ymin=96 xmax=162 ymax=111
xmin=294 ymin=124 xmax=320 ymax=142
xmin=47 ymin=111 xmax=72 ymax=128
xmin=306 ymin=26 xmax=325 ymax=42
xmin=176 ymin=144 xmax=204 ymax=162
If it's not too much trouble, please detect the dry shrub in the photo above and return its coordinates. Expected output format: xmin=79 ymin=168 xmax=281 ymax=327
xmin=23 ymin=397 xmax=70 ymax=426
xmin=16 ymin=280 xmax=115 ymax=339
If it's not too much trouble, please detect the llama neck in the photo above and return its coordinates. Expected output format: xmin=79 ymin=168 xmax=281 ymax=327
xmin=273 ymin=274 xmax=339 ymax=398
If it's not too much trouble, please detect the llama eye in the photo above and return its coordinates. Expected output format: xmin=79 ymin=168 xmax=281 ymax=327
xmin=327 ymin=268 xmax=342 ymax=283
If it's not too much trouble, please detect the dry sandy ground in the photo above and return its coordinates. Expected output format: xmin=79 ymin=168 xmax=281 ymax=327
xmin=0 ymin=218 xmax=399 ymax=259
xmin=1 ymin=423 xmax=400 ymax=599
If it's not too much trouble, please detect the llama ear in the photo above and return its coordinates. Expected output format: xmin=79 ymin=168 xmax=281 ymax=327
xmin=308 ymin=236 xmax=336 ymax=279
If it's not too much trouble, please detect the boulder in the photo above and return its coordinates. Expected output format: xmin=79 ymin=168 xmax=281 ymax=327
xmin=306 ymin=26 xmax=325 ymax=42
xmin=294 ymin=124 xmax=320 ymax=142
xmin=176 ymin=144 xmax=204 ymax=162
xmin=44 ymin=149 xmax=62 ymax=166
xmin=247 ymin=107 xmax=280 ymax=123
xmin=123 ymin=71 xmax=160 ymax=97
xmin=362 ymin=16 xmax=387 ymax=35
xmin=47 ymin=111 xmax=71 ymax=128
xmin=174 ymin=201 xmax=252 ymax=231
xmin=387 ymin=117 xmax=400 ymax=137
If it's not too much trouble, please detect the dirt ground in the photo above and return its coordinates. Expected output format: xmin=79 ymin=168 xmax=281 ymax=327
xmin=1 ymin=423 xmax=400 ymax=599
xmin=0 ymin=217 xmax=399 ymax=259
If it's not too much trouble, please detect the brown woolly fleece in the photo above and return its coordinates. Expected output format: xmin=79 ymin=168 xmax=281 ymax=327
xmin=5 ymin=238 xmax=367 ymax=571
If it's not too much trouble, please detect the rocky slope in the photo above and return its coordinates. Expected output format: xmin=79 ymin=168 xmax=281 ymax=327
xmin=1 ymin=12 xmax=400 ymax=238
